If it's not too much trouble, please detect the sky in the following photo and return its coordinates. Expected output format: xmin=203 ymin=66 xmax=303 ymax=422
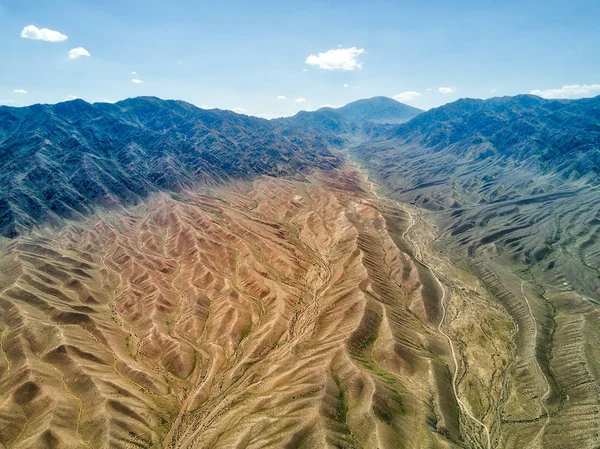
xmin=0 ymin=0 xmax=599 ymax=117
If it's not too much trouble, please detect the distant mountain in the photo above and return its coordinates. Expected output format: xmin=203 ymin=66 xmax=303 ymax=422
xmin=359 ymin=95 xmax=600 ymax=208
xmin=277 ymin=96 xmax=422 ymax=140
xmin=388 ymin=94 xmax=600 ymax=179
xmin=0 ymin=97 xmax=341 ymax=237
xmin=352 ymin=94 xmax=600 ymax=300
xmin=333 ymin=96 xmax=423 ymax=124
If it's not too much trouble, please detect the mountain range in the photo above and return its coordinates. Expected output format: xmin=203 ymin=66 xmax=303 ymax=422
xmin=0 ymin=97 xmax=340 ymax=237
xmin=0 ymin=93 xmax=599 ymax=449
xmin=351 ymin=94 xmax=600 ymax=299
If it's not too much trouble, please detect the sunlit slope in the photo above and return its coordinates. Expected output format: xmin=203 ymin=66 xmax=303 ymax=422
xmin=0 ymin=167 xmax=519 ymax=449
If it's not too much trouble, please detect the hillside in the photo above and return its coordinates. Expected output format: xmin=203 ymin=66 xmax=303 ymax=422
xmin=350 ymin=94 xmax=600 ymax=448
xmin=0 ymin=97 xmax=340 ymax=237
xmin=352 ymin=95 xmax=600 ymax=297
xmin=0 ymin=94 xmax=599 ymax=449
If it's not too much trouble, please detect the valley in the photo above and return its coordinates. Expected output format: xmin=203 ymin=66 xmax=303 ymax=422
xmin=0 ymin=94 xmax=599 ymax=448
xmin=0 ymin=164 xmax=512 ymax=448
xmin=2 ymin=160 xmax=595 ymax=448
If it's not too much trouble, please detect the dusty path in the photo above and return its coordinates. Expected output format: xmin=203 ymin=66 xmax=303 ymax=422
xmin=361 ymin=165 xmax=492 ymax=449
xmin=520 ymin=280 xmax=551 ymax=447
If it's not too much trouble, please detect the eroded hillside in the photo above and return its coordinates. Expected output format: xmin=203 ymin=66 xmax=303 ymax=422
xmin=0 ymin=97 xmax=340 ymax=238
xmin=0 ymin=166 xmax=542 ymax=449
xmin=2 ymin=164 xmax=594 ymax=448
xmin=348 ymin=94 xmax=600 ymax=448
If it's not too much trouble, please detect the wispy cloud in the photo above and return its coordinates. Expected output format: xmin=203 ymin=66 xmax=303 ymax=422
xmin=20 ymin=25 xmax=67 ymax=42
xmin=13 ymin=89 xmax=27 ymax=94
xmin=344 ymin=83 xmax=349 ymax=88
xmin=393 ymin=91 xmax=420 ymax=103
xmin=132 ymin=71 xmax=137 ymax=75
xmin=132 ymin=79 xmax=143 ymax=84
xmin=530 ymin=84 xmax=600 ymax=99
xmin=438 ymin=87 xmax=456 ymax=94
xmin=294 ymin=98 xmax=306 ymax=103
xmin=65 ymin=95 xmax=79 ymax=101
xmin=68 ymin=47 xmax=90 ymax=60
xmin=232 ymin=107 xmax=246 ymax=114
xmin=0 ymin=99 xmax=16 ymax=105
xmin=277 ymin=95 xmax=287 ymax=100
xmin=305 ymin=47 xmax=364 ymax=71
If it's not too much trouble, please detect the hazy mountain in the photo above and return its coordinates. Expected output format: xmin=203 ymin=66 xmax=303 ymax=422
xmin=355 ymin=94 xmax=600 ymax=209
xmin=386 ymin=94 xmax=600 ymax=180
xmin=277 ymin=96 xmax=423 ymax=138
xmin=333 ymin=96 xmax=423 ymax=124
xmin=0 ymin=97 xmax=340 ymax=237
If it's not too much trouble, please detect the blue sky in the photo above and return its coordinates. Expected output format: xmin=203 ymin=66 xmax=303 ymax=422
xmin=1 ymin=0 xmax=599 ymax=117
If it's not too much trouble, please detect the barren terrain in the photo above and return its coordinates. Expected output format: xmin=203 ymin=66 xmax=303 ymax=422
xmin=0 ymin=164 xmax=598 ymax=448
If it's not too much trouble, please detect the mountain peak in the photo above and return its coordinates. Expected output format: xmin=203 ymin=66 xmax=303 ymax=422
xmin=335 ymin=96 xmax=423 ymax=124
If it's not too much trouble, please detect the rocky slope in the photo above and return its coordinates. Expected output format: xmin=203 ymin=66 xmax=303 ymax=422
xmin=351 ymin=94 xmax=600 ymax=448
xmin=0 ymin=94 xmax=599 ymax=449
xmin=352 ymin=95 xmax=600 ymax=299
xmin=0 ymin=97 xmax=340 ymax=238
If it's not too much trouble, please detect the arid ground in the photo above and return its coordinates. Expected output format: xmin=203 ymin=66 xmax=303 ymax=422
xmin=0 ymin=165 xmax=598 ymax=449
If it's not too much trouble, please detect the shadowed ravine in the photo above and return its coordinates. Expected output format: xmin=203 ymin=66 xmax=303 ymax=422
xmin=0 ymin=164 xmax=598 ymax=448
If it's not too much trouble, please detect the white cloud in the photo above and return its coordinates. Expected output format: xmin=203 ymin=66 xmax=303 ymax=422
xmin=302 ymin=68 xmax=308 ymax=72
xmin=392 ymin=91 xmax=421 ymax=103
xmin=277 ymin=95 xmax=287 ymax=100
xmin=176 ymin=60 xmax=183 ymax=65
xmin=425 ymin=88 xmax=432 ymax=92
xmin=200 ymin=104 xmax=214 ymax=109
xmin=232 ymin=107 xmax=246 ymax=114
xmin=132 ymin=71 xmax=137 ymax=75
xmin=491 ymin=88 xmax=497 ymax=93
xmin=438 ymin=87 xmax=456 ymax=94
xmin=98 ymin=99 xmax=116 ymax=104
xmin=305 ymin=47 xmax=364 ymax=71
xmin=294 ymin=98 xmax=306 ymax=103
xmin=68 ymin=47 xmax=91 ymax=60
xmin=13 ymin=89 xmax=27 ymax=94
xmin=530 ymin=84 xmax=600 ymax=99
xmin=20 ymin=25 xmax=67 ymax=42
xmin=65 ymin=95 xmax=79 ymax=101
xmin=320 ymin=104 xmax=341 ymax=109
xmin=132 ymin=79 xmax=143 ymax=84
xmin=344 ymin=83 xmax=349 ymax=88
